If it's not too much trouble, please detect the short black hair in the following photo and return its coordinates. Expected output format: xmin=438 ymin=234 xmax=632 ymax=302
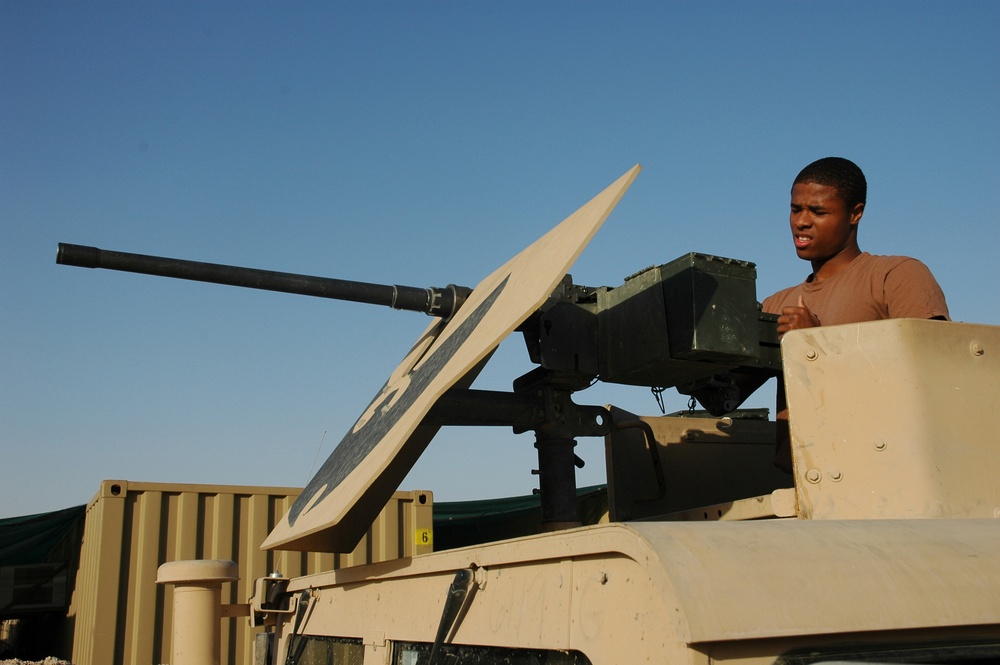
xmin=793 ymin=157 xmax=867 ymax=209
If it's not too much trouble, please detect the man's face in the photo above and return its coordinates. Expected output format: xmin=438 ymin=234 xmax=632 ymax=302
xmin=789 ymin=181 xmax=864 ymax=263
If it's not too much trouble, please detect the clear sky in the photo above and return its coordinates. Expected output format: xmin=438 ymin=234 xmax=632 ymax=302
xmin=2 ymin=1 xmax=998 ymax=518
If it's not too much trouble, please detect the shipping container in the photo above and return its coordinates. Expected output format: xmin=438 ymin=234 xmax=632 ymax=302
xmin=68 ymin=480 xmax=432 ymax=665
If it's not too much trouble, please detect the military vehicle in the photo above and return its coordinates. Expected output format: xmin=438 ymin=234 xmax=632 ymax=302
xmin=58 ymin=165 xmax=1000 ymax=665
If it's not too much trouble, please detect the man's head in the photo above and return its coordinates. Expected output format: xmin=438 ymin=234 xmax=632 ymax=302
xmin=788 ymin=157 xmax=866 ymax=278
xmin=792 ymin=157 xmax=867 ymax=210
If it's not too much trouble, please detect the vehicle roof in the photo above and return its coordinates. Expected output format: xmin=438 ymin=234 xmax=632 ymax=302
xmin=290 ymin=519 xmax=1000 ymax=644
xmin=628 ymin=519 xmax=1000 ymax=642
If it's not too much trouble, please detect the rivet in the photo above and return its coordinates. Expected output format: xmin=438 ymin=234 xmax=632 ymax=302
xmin=971 ymin=342 xmax=985 ymax=357
xmin=829 ymin=469 xmax=843 ymax=482
xmin=805 ymin=468 xmax=822 ymax=484
xmin=805 ymin=348 xmax=819 ymax=361
xmin=874 ymin=438 xmax=887 ymax=451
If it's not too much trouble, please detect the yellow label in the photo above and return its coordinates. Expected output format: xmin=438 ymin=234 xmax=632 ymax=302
xmin=415 ymin=529 xmax=433 ymax=547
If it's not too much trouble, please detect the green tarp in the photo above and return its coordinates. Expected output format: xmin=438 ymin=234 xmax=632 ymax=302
xmin=0 ymin=505 xmax=85 ymax=568
xmin=433 ymin=485 xmax=608 ymax=550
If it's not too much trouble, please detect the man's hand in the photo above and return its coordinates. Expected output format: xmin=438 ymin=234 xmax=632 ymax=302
xmin=777 ymin=295 xmax=820 ymax=335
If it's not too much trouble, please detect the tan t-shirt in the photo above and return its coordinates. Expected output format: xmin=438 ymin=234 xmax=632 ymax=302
xmin=762 ymin=253 xmax=949 ymax=473
xmin=762 ymin=252 xmax=949 ymax=323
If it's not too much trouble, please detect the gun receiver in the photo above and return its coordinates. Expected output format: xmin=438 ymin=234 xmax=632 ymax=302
xmin=56 ymin=243 xmax=472 ymax=319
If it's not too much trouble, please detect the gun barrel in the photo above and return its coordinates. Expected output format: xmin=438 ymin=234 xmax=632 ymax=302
xmin=57 ymin=243 xmax=471 ymax=318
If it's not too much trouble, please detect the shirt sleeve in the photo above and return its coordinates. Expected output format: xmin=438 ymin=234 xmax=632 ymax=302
xmin=883 ymin=259 xmax=950 ymax=320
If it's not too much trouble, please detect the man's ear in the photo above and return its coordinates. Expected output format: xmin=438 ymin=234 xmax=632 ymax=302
xmin=850 ymin=201 xmax=865 ymax=226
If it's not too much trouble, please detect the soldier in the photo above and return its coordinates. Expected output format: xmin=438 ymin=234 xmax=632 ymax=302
xmin=763 ymin=156 xmax=948 ymax=334
xmin=764 ymin=156 xmax=949 ymax=470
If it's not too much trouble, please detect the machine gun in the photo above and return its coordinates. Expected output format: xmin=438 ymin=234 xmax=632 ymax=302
xmin=57 ymin=166 xmax=781 ymax=551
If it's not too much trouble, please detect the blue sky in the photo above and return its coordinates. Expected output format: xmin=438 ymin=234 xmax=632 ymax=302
xmin=2 ymin=2 xmax=998 ymax=517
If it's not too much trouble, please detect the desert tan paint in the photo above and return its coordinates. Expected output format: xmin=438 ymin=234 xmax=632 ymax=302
xmin=783 ymin=318 xmax=1000 ymax=519
xmin=156 ymin=560 xmax=240 ymax=665
xmin=604 ymin=406 xmax=793 ymax=521
xmin=265 ymin=319 xmax=1000 ymax=665
xmin=272 ymin=520 xmax=1000 ymax=663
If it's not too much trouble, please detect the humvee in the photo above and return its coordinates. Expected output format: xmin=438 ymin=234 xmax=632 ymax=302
xmin=59 ymin=166 xmax=1000 ymax=664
